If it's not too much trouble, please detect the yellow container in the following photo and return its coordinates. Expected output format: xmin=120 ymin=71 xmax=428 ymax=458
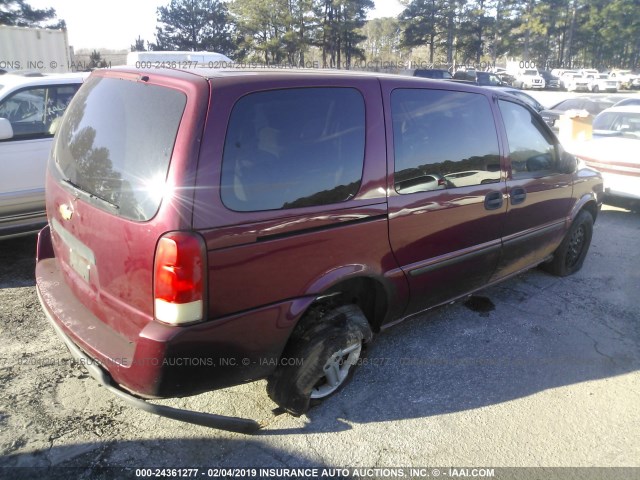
xmin=558 ymin=112 xmax=593 ymax=143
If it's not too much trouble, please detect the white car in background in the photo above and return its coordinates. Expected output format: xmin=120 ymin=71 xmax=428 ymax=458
xmin=0 ymin=72 xmax=87 ymax=238
xmin=562 ymin=73 xmax=590 ymax=92
xmin=513 ymin=69 xmax=545 ymax=89
xmin=608 ymin=70 xmax=639 ymax=90
xmin=587 ymin=74 xmax=618 ymax=93
xmin=569 ymin=106 xmax=640 ymax=201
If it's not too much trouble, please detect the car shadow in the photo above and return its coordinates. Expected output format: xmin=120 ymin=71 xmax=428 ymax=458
xmin=261 ymin=207 xmax=639 ymax=434
xmin=0 ymin=438 xmax=332 ymax=477
xmin=0 ymin=234 xmax=37 ymax=289
xmin=603 ymin=196 xmax=640 ymax=213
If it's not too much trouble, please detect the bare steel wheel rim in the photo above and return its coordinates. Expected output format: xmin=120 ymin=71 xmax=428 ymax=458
xmin=566 ymin=225 xmax=586 ymax=268
xmin=310 ymin=342 xmax=362 ymax=399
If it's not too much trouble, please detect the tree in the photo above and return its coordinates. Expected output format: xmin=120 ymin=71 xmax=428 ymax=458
xmin=0 ymin=0 xmax=65 ymax=28
xmin=130 ymin=36 xmax=147 ymax=52
xmin=399 ymin=0 xmax=465 ymax=65
xmin=359 ymin=17 xmax=403 ymax=63
xmin=400 ymin=0 xmax=443 ymax=64
xmin=153 ymin=0 xmax=236 ymax=55
xmin=231 ymin=0 xmax=294 ymax=64
xmin=88 ymin=50 xmax=108 ymax=70
xmin=318 ymin=0 xmax=374 ymax=68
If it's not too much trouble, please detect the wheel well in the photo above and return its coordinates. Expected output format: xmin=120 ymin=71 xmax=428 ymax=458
xmin=324 ymin=277 xmax=388 ymax=332
xmin=581 ymin=201 xmax=599 ymax=223
xmin=292 ymin=277 xmax=388 ymax=340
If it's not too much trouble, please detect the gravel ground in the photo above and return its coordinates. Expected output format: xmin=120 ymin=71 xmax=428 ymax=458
xmin=0 ymin=201 xmax=639 ymax=479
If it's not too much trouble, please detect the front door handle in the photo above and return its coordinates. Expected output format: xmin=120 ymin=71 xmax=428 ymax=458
xmin=484 ymin=191 xmax=504 ymax=210
xmin=510 ymin=187 xmax=527 ymax=205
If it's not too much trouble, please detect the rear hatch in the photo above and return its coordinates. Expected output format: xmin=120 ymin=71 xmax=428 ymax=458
xmin=45 ymin=69 xmax=208 ymax=343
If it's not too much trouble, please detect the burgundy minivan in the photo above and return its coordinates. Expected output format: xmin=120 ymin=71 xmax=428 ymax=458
xmin=36 ymin=68 xmax=603 ymax=433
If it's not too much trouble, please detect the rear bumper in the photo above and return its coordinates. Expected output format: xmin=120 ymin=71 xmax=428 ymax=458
xmin=36 ymin=225 xmax=307 ymax=399
xmin=38 ymin=288 xmax=261 ymax=433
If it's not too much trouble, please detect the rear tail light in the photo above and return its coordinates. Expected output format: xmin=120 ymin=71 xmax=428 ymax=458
xmin=154 ymin=232 xmax=206 ymax=325
xmin=438 ymin=178 xmax=446 ymax=187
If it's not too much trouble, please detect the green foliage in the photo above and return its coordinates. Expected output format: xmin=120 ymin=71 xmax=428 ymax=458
xmin=153 ymin=0 xmax=235 ymax=55
xmin=88 ymin=50 xmax=108 ymax=69
xmin=4 ymin=0 xmax=639 ymax=69
xmin=130 ymin=36 xmax=146 ymax=53
xmin=0 ymin=0 xmax=64 ymax=28
xmin=359 ymin=17 xmax=403 ymax=62
xmin=398 ymin=0 xmax=639 ymax=69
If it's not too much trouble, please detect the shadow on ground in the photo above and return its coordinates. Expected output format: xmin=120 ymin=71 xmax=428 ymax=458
xmin=0 ymin=438 xmax=328 ymax=478
xmin=1 ymin=209 xmax=638 ymax=456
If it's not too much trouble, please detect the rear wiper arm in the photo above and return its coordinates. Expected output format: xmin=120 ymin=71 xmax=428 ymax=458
xmin=61 ymin=178 xmax=120 ymax=212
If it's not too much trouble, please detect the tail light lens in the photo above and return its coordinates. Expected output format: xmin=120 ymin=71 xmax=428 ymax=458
xmin=154 ymin=232 xmax=206 ymax=325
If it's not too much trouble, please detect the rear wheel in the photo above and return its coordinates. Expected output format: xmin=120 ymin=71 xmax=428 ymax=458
xmin=543 ymin=210 xmax=594 ymax=277
xmin=267 ymin=304 xmax=373 ymax=416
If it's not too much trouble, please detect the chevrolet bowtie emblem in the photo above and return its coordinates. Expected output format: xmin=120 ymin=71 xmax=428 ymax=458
xmin=59 ymin=204 xmax=73 ymax=221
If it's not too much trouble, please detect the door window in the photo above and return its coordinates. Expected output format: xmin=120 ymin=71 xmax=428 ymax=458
xmin=0 ymin=84 xmax=80 ymax=140
xmin=498 ymin=100 xmax=559 ymax=178
xmin=391 ymin=89 xmax=501 ymax=193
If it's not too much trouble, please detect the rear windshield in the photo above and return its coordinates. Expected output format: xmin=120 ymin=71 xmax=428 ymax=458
xmin=52 ymin=76 xmax=187 ymax=221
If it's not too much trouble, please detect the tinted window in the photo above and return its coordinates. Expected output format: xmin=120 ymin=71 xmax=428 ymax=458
xmin=552 ymin=98 xmax=583 ymax=111
xmin=0 ymin=85 xmax=79 ymax=140
xmin=498 ymin=100 xmax=559 ymax=177
xmin=221 ymin=88 xmax=365 ymax=212
xmin=391 ymin=89 xmax=501 ymax=193
xmin=53 ymin=76 xmax=187 ymax=221
xmin=477 ymin=72 xmax=502 ymax=86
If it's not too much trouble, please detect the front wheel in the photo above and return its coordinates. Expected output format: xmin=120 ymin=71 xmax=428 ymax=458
xmin=542 ymin=210 xmax=594 ymax=276
xmin=267 ymin=304 xmax=373 ymax=415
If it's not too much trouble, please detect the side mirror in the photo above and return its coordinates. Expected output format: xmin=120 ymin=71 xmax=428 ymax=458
xmin=559 ymin=150 xmax=577 ymax=174
xmin=0 ymin=118 xmax=13 ymax=140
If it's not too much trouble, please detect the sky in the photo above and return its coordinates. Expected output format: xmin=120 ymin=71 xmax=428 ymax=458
xmin=28 ymin=0 xmax=405 ymax=51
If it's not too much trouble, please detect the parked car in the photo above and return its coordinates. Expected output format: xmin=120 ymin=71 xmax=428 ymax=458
xmin=36 ymin=68 xmax=602 ymax=433
xmin=558 ymin=70 xmax=578 ymax=89
xmin=489 ymin=67 xmax=516 ymax=86
xmin=613 ymin=97 xmax=640 ymax=107
xmin=586 ymin=74 xmax=618 ymax=93
xmin=410 ymin=69 xmax=453 ymax=80
xmin=563 ymin=73 xmax=590 ymax=92
xmin=608 ymin=70 xmax=638 ymax=90
xmin=539 ymin=70 xmax=560 ymax=89
xmin=0 ymin=72 xmax=87 ymax=239
xmin=591 ymin=105 xmax=640 ymax=138
xmin=578 ymin=69 xmax=600 ymax=78
xmin=453 ymin=70 xmax=505 ymax=86
xmin=512 ymin=69 xmax=545 ymax=89
xmin=570 ymin=106 xmax=640 ymax=200
xmin=492 ymin=86 xmax=545 ymax=112
xmin=539 ymin=96 xmax=620 ymax=129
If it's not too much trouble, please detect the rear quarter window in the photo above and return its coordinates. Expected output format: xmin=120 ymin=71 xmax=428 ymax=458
xmin=220 ymin=87 xmax=365 ymax=212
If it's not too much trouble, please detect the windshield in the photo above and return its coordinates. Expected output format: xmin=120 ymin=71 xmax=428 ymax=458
xmin=593 ymin=112 xmax=640 ymax=137
xmin=52 ymin=76 xmax=187 ymax=221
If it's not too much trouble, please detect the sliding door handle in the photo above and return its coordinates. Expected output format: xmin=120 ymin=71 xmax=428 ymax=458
xmin=484 ymin=191 xmax=504 ymax=210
